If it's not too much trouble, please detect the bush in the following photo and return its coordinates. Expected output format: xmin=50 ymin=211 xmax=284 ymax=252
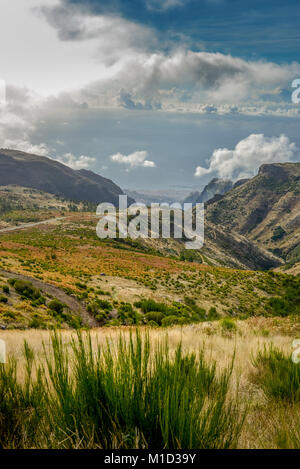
xmin=252 ymin=346 xmax=300 ymax=402
xmin=7 ymin=278 xmax=16 ymax=286
xmin=31 ymin=296 xmax=46 ymax=307
xmin=28 ymin=318 xmax=45 ymax=329
xmin=13 ymin=280 xmax=41 ymax=301
xmin=220 ymin=318 xmax=237 ymax=332
xmin=272 ymin=226 xmax=286 ymax=241
xmin=134 ymin=298 xmax=168 ymax=314
xmin=118 ymin=303 xmax=140 ymax=325
xmin=145 ymin=311 xmax=165 ymax=325
xmin=48 ymin=299 xmax=64 ymax=315
xmin=97 ymin=299 xmax=112 ymax=311
xmin=161 ymin=315 xmax=180 ymax=327
xmin=208 ymin=307 xmax=220 ymax=320
xmin=0 ymin=296 xmax=8 ymax=304
xmin=2 ymin=285 xmax=9 ymax=294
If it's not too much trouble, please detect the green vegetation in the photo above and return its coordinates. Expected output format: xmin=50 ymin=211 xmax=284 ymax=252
xmin=265 ymin=276 xmax=300 ymax=317
xmin=252 ymin=346 xmax=300 ymax=402
xmin=2 ymin=285 xmax=9 ymax=294
xmin=133 ymin=298 xmax=207 ymax=327
xmin=220 ymin=318 xmax=237 ymax=332
xmin=0 ymin=331 xmax=244 ymax=449
xmin=48 ymin=299 xmax=65 ymax=315
xmin=271 ymin=226 xmax=286 ymax=242
xmin=9 ymin=279 xmax=42 ymax=302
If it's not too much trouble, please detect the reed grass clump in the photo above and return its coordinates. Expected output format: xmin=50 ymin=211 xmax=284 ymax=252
xmin=0 ymin=331 xmax=244 ymax=449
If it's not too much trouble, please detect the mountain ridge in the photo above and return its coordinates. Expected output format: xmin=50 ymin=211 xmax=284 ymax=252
xmin=206 ymin=162 xmax=300 ymax=271
xmin=0 ymin=149 xmax=132 ymax=205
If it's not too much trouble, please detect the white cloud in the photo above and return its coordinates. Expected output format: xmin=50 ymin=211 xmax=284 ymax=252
xmin=195 ymin=134 xmax=298 ymax=180
xmin=1 ymin=0 xmax=299 ymax=116
xmin=146 ymin=0 xmax=186 ymax=11
xmin=75 ymin=50 xmax=300 ymax=114
xmin=38 ymin=0 xmax=156 ymax=65
xmin=1 ymin=0 xmax=300 ymax=164
xmin=55 ymin=152 xmax=96 ymax=170
xmin=110 ymin=150 xmax=156 ymax=169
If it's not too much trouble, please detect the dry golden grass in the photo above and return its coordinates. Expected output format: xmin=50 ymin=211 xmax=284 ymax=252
xmin=1 ymin=318 xmax=299 ymax=449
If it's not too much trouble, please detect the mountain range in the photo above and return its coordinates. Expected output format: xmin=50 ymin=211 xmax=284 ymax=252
xmin=183 ymin=178 xmax=235 ymax=205
xmin=0 ymin=149 xmax=131 ymax=205
xmin=0 ymin=149 xmax=298 ymax=273
xmin=206 ymin=162 xmax=300 ymax=273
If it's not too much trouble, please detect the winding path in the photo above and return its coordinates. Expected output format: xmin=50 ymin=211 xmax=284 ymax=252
xmin=0 ymin=218 xmax=98 ymax=327
xmin=0 ymin=269 xmax=98 ymax=327
xmin=0 ymin=217 xmax=65 ymax=233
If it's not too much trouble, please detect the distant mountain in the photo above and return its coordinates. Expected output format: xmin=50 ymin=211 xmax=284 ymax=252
xmin=183 ymin=178 xmax=234 ymax=205
xmin=206 ymin=163 xmax=300 ymax=270
xmin=124 ymin=189 xmax=190 ymax=205
xmin=0 ymin=149 xmax=131 ymax=205
xmin=125 ymin=189 xmax=176 ymax=205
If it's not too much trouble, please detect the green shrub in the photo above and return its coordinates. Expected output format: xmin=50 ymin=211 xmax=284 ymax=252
xmin=48 ymin=299 xmax=64 ymax=315
xmin=272 ymin=226 xmax=286 ymax=241
xmin=208 ymin=307 xmax=220 ymax=320
xmin=28 ymin=318 xmax=45 ymax=329
xmin=31 ymin=296 xmax=46 ymax=307
xmin=145 ymin=311 xmax=165 ymax=325
xmin=161 ymin=315 xmax=180 ymax=327
xmin=134 ymin=298 xmax=168 ymax=314
xmin=220 ymin=318 xmax=237 ymax=332
xmin=13 ymin=280 xmax=41 ymax=301
xmin=2 ymin=285 xmax=9 ymax=294
xmin=118 ymin=303 xmax=140 ymax=325
xmin=97 ymin=299 xmax=112 ymax=311
xmin=4 ymin=311 xmax=16 ymax=319
xmin=0 ymin=296 xmax=8 ymax=304
xmin=7 ymin=278 xmax=16 ymax=286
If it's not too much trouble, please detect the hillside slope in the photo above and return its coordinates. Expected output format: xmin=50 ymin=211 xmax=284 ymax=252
xmin=0 ymin=149 xmax=129 ymax=205
xmin=206 ymin=163 xmax=300 ymax=269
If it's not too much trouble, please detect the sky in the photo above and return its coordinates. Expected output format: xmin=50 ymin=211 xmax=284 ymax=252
xmin=0 ymin=0 xmax=300 ymax=191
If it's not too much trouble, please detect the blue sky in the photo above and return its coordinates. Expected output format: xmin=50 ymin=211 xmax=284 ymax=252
xmin=0 ymin=0 xmax=300 ymax=192
xmin=67 ymin=0 xmax=300 ymax=61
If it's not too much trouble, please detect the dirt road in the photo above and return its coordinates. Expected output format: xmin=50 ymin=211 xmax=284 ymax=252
xmin=0 ymin=269 xmax=98 ymax=328
xmin=0 ymin=217 xmax=65 ymax=234
xmin=0 ymin=216 xmax=99 ymax=327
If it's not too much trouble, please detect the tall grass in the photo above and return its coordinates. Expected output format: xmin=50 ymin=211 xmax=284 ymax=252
xmin=252 ymin=346 xmax=300 ymax=402
xmin=0 ymin=331 xmax=244 ymax=449
xmin=251 ymin=346 xmax=300 ymax=449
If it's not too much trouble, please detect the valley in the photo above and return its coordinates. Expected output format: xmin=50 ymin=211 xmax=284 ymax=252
xmin=0 ymin=152 xmax=299 ymax=450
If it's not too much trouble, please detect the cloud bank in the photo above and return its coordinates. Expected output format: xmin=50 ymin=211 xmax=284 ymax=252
xmin=195 ymin=134 xmax=298 ymax=180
